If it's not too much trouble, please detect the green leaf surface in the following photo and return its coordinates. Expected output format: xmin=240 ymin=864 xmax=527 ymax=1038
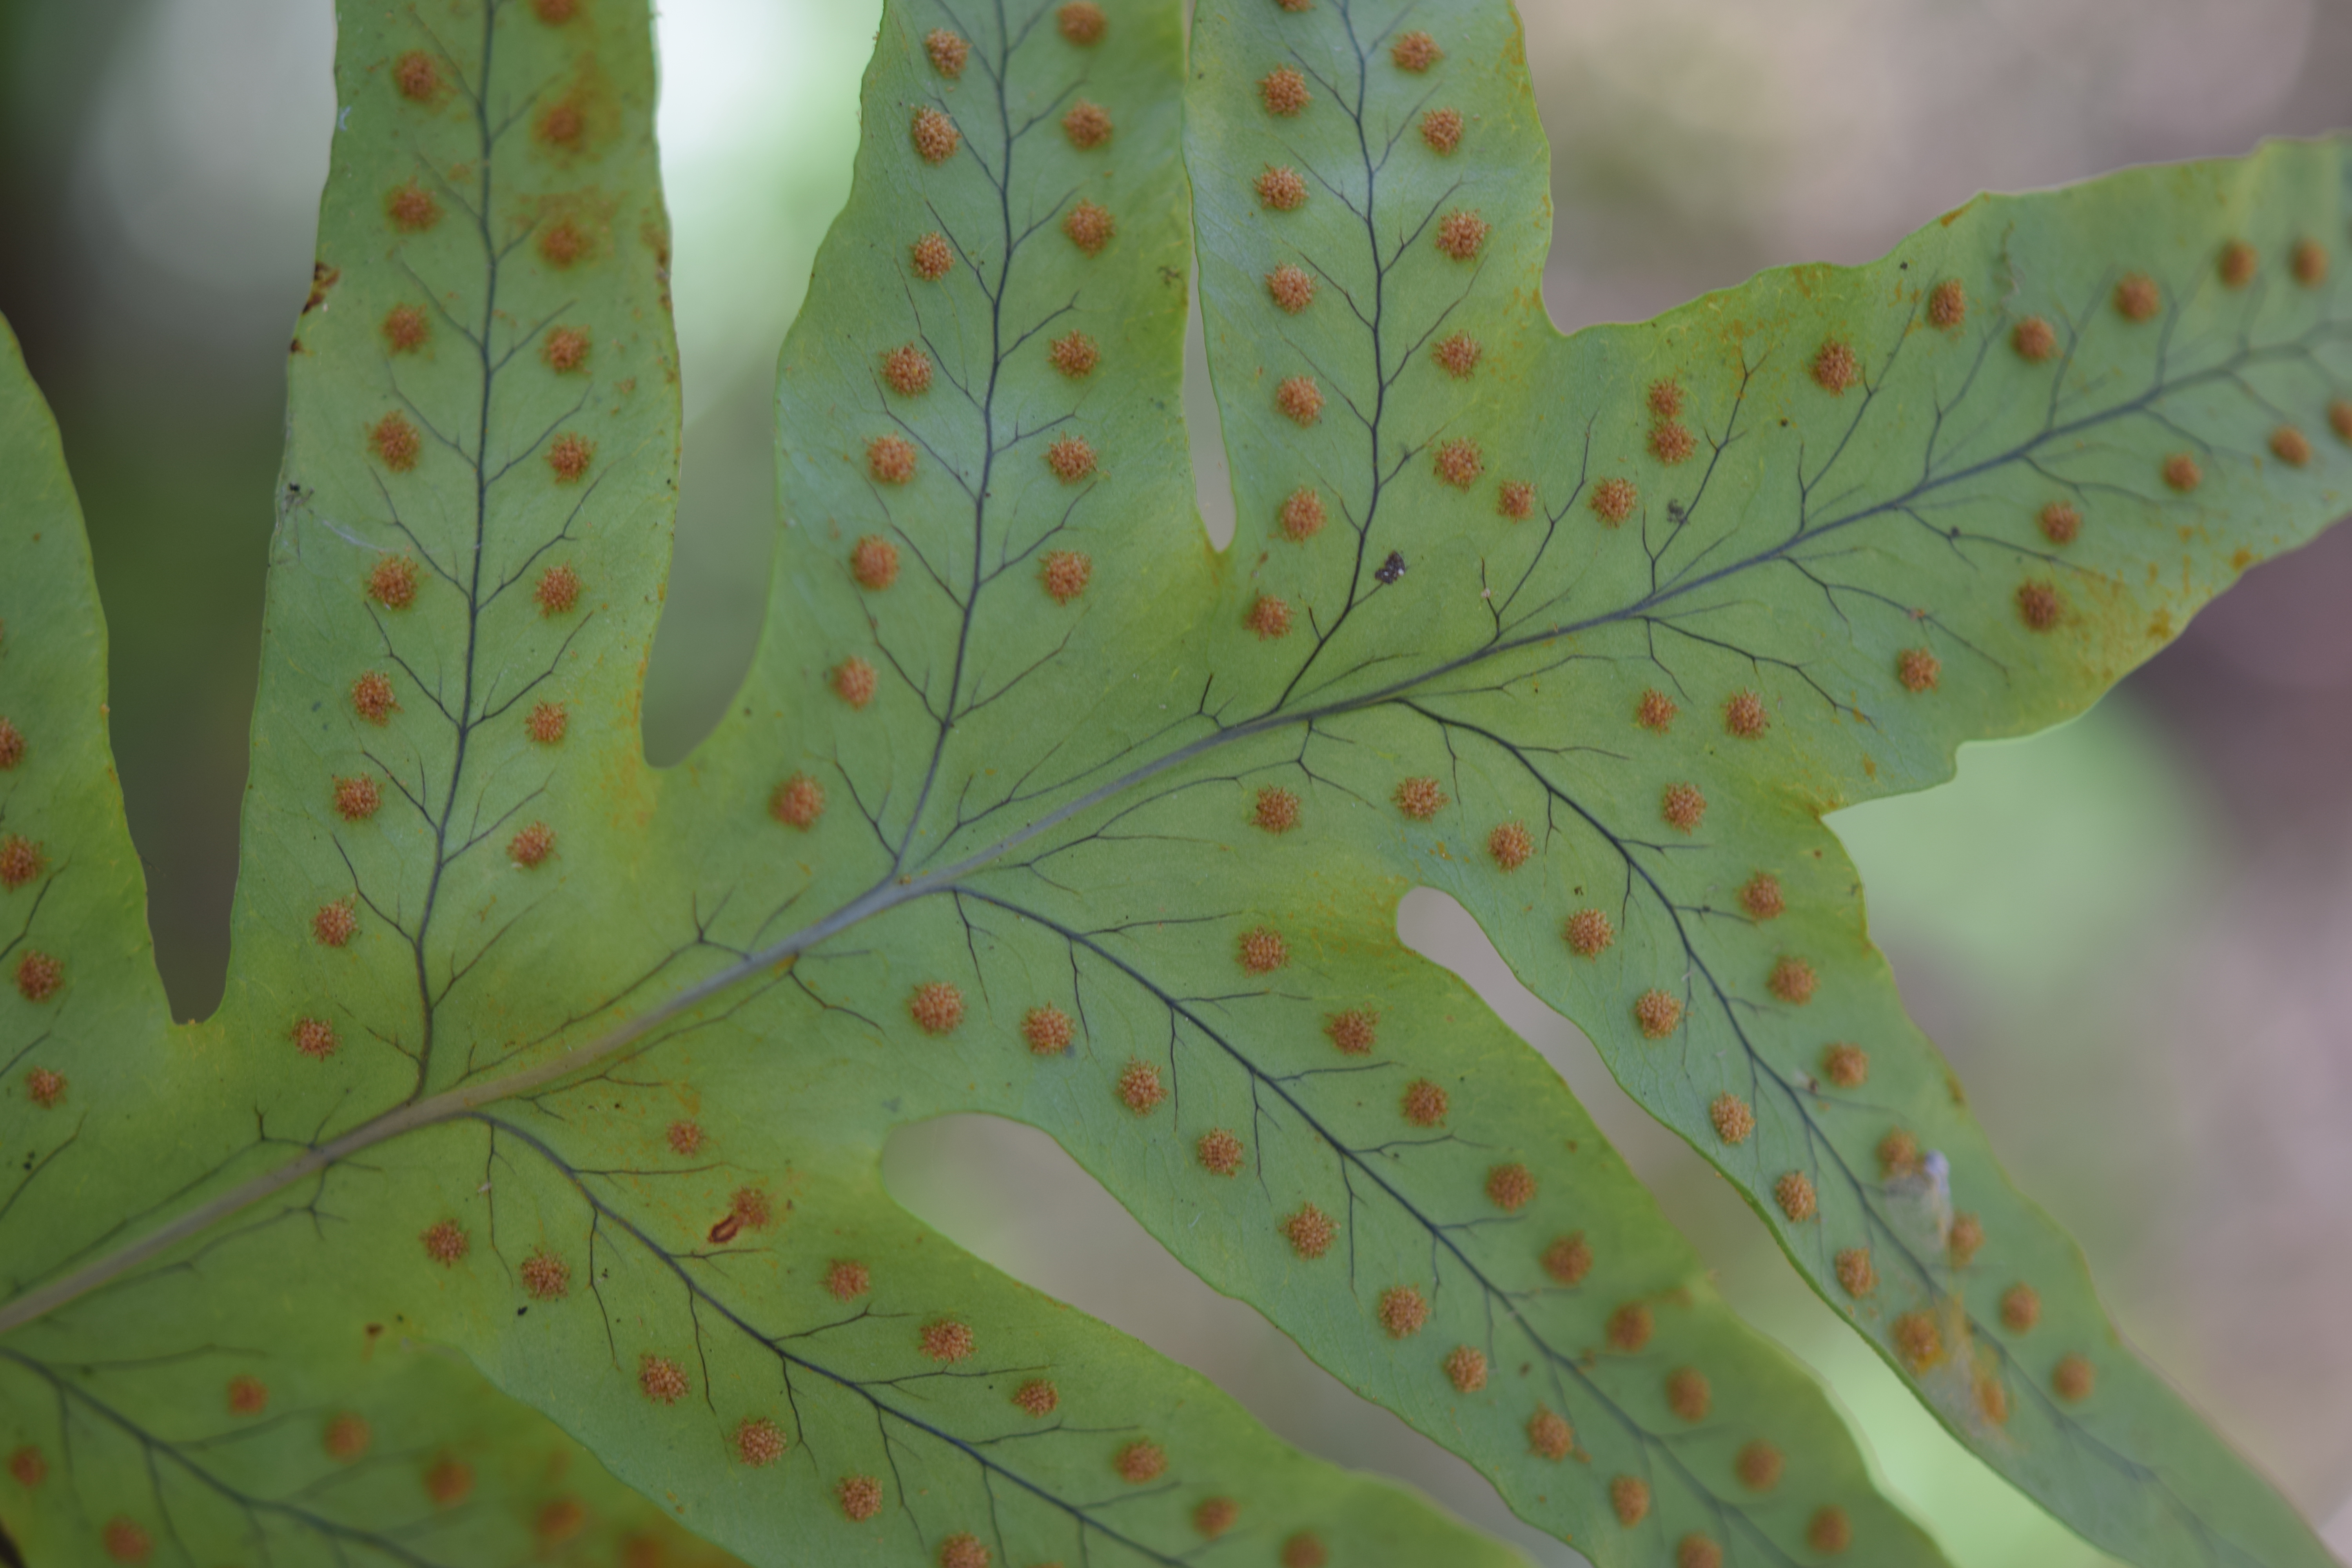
xmin=1182 ymin=4 xmax=2347 ymax=1564
xmin=2 ymin=0 xmax=2345 ymax=1565
xmin=0 ymin=314 xmax=740 ymax=1568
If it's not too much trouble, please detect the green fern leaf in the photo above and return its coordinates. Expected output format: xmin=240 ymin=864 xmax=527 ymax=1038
xmin=0 ymin=0 xmax=2341 ymax=1565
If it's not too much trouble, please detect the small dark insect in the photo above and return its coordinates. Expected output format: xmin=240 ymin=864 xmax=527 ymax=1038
xmin=1666 ymin=500 xmax=1686 ymax=522
xmin=708 ymin=1213 xmax=744 ymax=1245
xmin=1375 ymin=550 xmax=1407 ymax=584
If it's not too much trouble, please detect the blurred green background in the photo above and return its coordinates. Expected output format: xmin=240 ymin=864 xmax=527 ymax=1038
xmin=3 ymin=0 xmax=2350 ymax=1563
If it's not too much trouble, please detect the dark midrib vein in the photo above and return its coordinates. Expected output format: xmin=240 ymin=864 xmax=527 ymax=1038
xmin=1271 ymin=0 xmax=1392 ymax=713
xmin=893 ymin=0 xmax=1034 ymax=876
xmin=400 ymin=3 xmax=503 ymax=1102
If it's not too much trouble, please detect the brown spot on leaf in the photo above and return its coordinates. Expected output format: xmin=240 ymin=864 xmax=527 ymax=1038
xmin=1486 ymin=1163 xmax=1536 ymax=1210
xmin=2114 ymin=274 xmax=2160 ymax=321
xmin=1390 ymin=30 xmax=1441 ymax=69
xmin=1276 ymin=374 xmax=1323 ymax=424
xmin=543 ymin=326 xmax=590 ymax=372
xmin=23 ymin=1067 xmax=64 ymax=1108
xmin=381 ymin=304 xmax=428 ymax=352
xmin=834 ymin=658 xmax=878 ymax=708
xmin=1323 ymin=1009 xmax=1376 ymax=1054
xmin=1590 ymin=476 xmax=1636 ymax=524
xmin=1775 ymin=1171 xmax=1817 ymax=1221
xmin=1661 ymin=783 xmax=1705 ymax=832
xmin=1378 ymin=1285 xmax=1429 ymax=1337
xmin=546 ymin=432 xmax=594 ymax=482
xmin=1047 ymin=331 xmax=1099 ymax=377
xmin=2016 ymin=580 xmax=2062 ymax=630
xmin=393 ymin=51 xmax=440 ymax=101
xmin=372 ymin=412 xmax=421 ymax=471
xmin=1196 ymin=1129 xmax=1245 ymax=1175
xmin=1283 ymin=1203 xmax=1336 ymax=1258
xmin=1811 ymin=339 xmax=1859 ymax=393
xmin=1768 ymin=956 xmax=1817 ymax=1004
xmin=521 ymin=1250 xmax=571 ymax=1299
xmin=1267 ymin=264 xmax=1317 ymax=313
xmin=926 ymin=29 xmax=969 ymax=76
xmin=1433 ymin=437 xmax=1483 ymax=487
xmin=909 ymin=982 xmax=964 ymax=1034
xmin=1022 ymin=1004 xmax=1074 ymax=1054
xmin=1118 ymin=1059 xmax=1165 ymax=1113
xmin=1634 ymin=989 xmax=1682 ymax=1038
xmin=1928 ymin=278 xmax=1966 ymax=327
xmin=1894 ymin=1309 xmax=1945 ymax=1372
xmin=1194 ymin=1497 xmax=1238 ymax=1537
xmin=1063 ymin=100 xmax=1112 ymax=148
xmin=1897 ymin=647 xmax=1941 ymax=692
xmin=1542 ymin=1233 xmax=1592 ymax=1285
xmin=313 ymin=901 xmax=357 ymax=947
xmin=2220 ymin=240 xmax=2258 ymax=288
xmin=352 ymin=671 xmax=399 ymax=724
xmin=535 ymin=564 xmax=583 ymax=615
xmin=507 ymin=822 xmax=555 ymax=868
xmin=1254 ymin=787 xmax=1301 ymax=832
xmin=386 ymin=184 xmax=439 ymax=232
xmin=920 ymin=1321 xmax=975 ymax=1362
xmin=1432 ymin=332 xmax=1481 ymax=378
xmin=2 ymin=835 xmax=47 ymax=891
xmin=1261 ymin=66 xmax=1310 ymax=115
xmin=1063 ymin=200 xmax=1115 ymax=254
xmin=1435 ymin=210 xmax=1488 ymax=260
xmin=1045 ymin=434 xmax=1096 ymax=482
xmin=1709 ymin=1093 xmax=1755 ymax=1145
xmin=735 ymin=1417 xmax=787 ymax=1467
xmin=1238 ymin=926 xmax=1288 ymax=973
xmin=1040 ymin=550 xmax=1093 ymax=604
xmin=911 ymin=232 xmax=955 ymax=280
xmin=911 ymin=107 xmax=960 ymax=164
xmin=1809 ymin=1506 xmax=1853 ymax=1553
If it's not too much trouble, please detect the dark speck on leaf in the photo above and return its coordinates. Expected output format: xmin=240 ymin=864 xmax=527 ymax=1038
xmin=1666 ymin=501 xmax=1686 ymax=522
xmin=1376 ymin=550 xmax=1407 ymax=584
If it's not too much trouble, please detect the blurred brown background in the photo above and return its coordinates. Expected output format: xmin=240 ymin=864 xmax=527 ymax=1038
xmin=2 ymin=0 xmax=2348 ymax=1562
